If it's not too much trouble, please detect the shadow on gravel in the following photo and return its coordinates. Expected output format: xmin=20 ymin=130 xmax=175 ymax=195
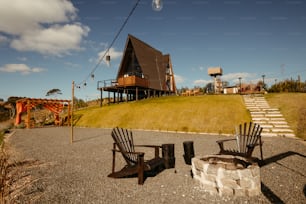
xmin=259 ymin=151 xmax=306 ymax=177
xmin=261 ymin=182 xmax=284 ymax=204
xmin=259 ymin=151 xmax=306 ymax=202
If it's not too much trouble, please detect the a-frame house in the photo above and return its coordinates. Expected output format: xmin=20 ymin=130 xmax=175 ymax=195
xmin=98 ymin=34 xmax=176 ymax=104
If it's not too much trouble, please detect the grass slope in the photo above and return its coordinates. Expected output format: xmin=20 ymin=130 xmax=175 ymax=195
xmin=265 ymin=93 xmax=306 ymax=139
xmin=75 ymin=95 xmax=250 ymax=134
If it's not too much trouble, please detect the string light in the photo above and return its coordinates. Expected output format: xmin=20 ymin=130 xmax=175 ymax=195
xmin=152 ymin=0 xmax=163 ymax=11
xmin=75 ymin=0 xmax=141 ymax=88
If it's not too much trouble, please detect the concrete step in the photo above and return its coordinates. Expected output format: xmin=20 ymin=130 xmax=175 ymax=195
xmin=274 ymin=124 xmax=290 ymax=128
xmin=261 ymin=132 xmax=278 ymax=137
xmin=252 ymin=118 xmax=270 ymax=121
xmin=271 ymin=128 xmax=294 ymax=133
xmin=270 ymin=118 xmax=285 ymax=121
xmin=243 ymin=94 xmax=296 ymax=138
xmin=260 ymin=124 xmax=274 ymax=129
xmin=265 ymin=114 xmax=283 ymax=117
xmin=268 ymin=121 xmax=288 ymax=125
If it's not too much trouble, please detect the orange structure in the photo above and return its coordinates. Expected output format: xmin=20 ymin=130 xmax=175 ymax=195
xmin=15 ymin=98 xmax=71 ymax=129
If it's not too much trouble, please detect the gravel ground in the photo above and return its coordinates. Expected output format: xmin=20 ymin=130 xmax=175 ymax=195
xmin=3 ymin=127 xmax=306 ymax=203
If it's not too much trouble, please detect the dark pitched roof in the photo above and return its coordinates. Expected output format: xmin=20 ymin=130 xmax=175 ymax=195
xmin=117 ymin=34 xmax=174 ymax=91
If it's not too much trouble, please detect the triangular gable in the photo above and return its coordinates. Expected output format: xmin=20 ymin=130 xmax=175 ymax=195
xmin=117 ymin=34 xmax=175 ymax=91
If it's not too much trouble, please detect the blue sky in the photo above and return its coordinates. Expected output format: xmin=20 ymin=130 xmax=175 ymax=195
xmin=0 ymin=0 xmax=306 ymax=101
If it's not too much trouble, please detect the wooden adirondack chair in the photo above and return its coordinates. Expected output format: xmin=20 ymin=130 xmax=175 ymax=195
xmin=108 ymin=127 xmax=165 ymax=185
xmin=216 ymin=122 xmax=264 ymax=161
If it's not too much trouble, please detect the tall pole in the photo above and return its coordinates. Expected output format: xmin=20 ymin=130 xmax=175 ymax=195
xmin=71 ymin=81 xmax=74 ymax=144
xmin=238 ymin=77 xmax=242 ymax=94
xmin=262 ymin=74 xmax=265 ymax=91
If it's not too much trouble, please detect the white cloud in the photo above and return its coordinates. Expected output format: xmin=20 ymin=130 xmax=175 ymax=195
xmin=17 ymin=57 xmax=27 ymax=61
xmin=0 ymin=35 xmax=8 ymax=44
xmin=0 ymin=0 xmax=89 ymax=56
xmin=0 ymin=0 xmax=76 ymax=35
xmin=11 ymin=24 xmax=89 ymax=56
xmin=222 ymin=72 xmax=258 ymax=83
xmin=174 ymin=74 xmax=185 ymax=84
xmin=193 ymin=79 xmax=212 ymax=86
xmin=0 ymin=64 xmax=47 ymax=75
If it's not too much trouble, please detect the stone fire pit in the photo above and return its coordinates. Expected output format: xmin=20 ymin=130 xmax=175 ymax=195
xmin=191 ymin=155 xmax=261 ymax=197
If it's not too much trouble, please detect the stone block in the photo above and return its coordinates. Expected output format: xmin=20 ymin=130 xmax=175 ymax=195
xmin=200 ymin=176 xmax=217 ymax=187
xmin=223 ymin=169 xmax=240 ymax=180
xmin=238 ymin=169 xmax=252 ymax=178
xmin=202 ymin=172 xmax=216 ymax=183
xmin=219 ymin=178 xmax=240 ymax=189
xmin=201 ymin=184 xmax=218 ymax=195
xmin=247 ymin=188 xmax=261 ymax=196
xmin=207 ymin=164 xmax=218 ymax=175
xmin=252 ymin=176 xmax=261 ymax=189
xmin=192 ymin=157 xmax=204 ymax=171
xmin=191 ymin=166 xmax=201 ymax=177
xmin=239 ymin=178 xmax=252 ymax=188
xmin=250 ymin=166 xmax=260 ymax=178
xmin=234 ymin=188 xmax=246 ymax=197
xmin=218 ymin=187 xmax=234 ymax=197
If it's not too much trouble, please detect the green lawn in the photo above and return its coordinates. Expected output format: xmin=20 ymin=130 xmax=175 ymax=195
xmin=75 ymin=95 xmax=250 ymax=134
xmin=265 ymin=93 xmax=306 ymax=139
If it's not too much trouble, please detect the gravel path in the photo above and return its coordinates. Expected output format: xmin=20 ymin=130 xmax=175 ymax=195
xmin=4 ymin=127 xmax=306 ymax=203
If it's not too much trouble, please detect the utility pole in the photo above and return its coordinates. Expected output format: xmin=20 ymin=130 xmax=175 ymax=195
xmin=238 ymin=77 xmax=242 ymax=94
xmin=262 ymin=75 xmax=265 ymax=91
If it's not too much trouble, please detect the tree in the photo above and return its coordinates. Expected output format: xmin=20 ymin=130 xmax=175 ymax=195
xmin=46 ymin=89 xmax=62 ymax=97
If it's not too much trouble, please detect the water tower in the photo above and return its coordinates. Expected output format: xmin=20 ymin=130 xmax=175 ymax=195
xmin=208 ymin=67 xmax=223 ymax=93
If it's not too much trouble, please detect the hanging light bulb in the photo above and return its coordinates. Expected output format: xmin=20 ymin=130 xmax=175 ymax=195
xmin=91 ymin=74 xmax=95 ymax=80
xmin=105 ymin=54 xmax=111 ymax=67
xmin=152 ymin=0 xmax=163 ymax=11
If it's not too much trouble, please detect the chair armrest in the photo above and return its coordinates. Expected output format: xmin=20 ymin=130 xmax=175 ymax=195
xmin=216 ymin=138 xmax=236 ymax=144
xmin=112 ymin=149 xmax=145 ymax=156
xmin=216 ymin=138 xmax=236 ymax=152
xmin=134 ymin=145 xmax=161 ymax=158
xmin=134 ymin=145 xmax=162 ymax=148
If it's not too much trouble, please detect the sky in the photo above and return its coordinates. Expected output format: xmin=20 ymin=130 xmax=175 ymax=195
xmin=0 ymin=0 xmax=306 ymax=101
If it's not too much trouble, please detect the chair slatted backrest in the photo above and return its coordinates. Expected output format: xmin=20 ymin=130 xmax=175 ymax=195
xmin=236 ymin=122 xmax=263 ymax=154
xmin=111 ymin=127 xmax=138 ymax=166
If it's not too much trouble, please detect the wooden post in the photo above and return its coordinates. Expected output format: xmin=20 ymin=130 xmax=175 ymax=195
xmin=100 ymin=88 xmax=103 ymax=107
xmin=136 ymin=87 xmax=138 ymax=101
xmin=126 ymin=89 xmax=128 ymax=102
xmin=71 ymin=81 xmax=74 ymax=144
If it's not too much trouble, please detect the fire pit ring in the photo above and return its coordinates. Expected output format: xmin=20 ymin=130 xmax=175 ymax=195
xmin=191 ymin=155 xmax=261 ymax=197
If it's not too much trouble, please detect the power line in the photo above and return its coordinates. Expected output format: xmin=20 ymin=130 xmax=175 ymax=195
xmin=76 ymin=0 xmax=141 ymax=87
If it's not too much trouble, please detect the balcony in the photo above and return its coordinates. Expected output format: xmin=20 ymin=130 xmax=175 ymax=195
xmin=117 ymin=75 xmax=149 ymax=87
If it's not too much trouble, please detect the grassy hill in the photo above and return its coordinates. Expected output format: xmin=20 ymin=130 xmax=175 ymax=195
xmin=75 ymin=95 xmax=250 ymax=135
xmin=265 ymin=93 xmax=306 ymax=139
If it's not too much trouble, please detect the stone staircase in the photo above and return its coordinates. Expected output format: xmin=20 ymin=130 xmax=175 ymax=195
xmin=243 ymin=94 xmax=295 ymax=137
